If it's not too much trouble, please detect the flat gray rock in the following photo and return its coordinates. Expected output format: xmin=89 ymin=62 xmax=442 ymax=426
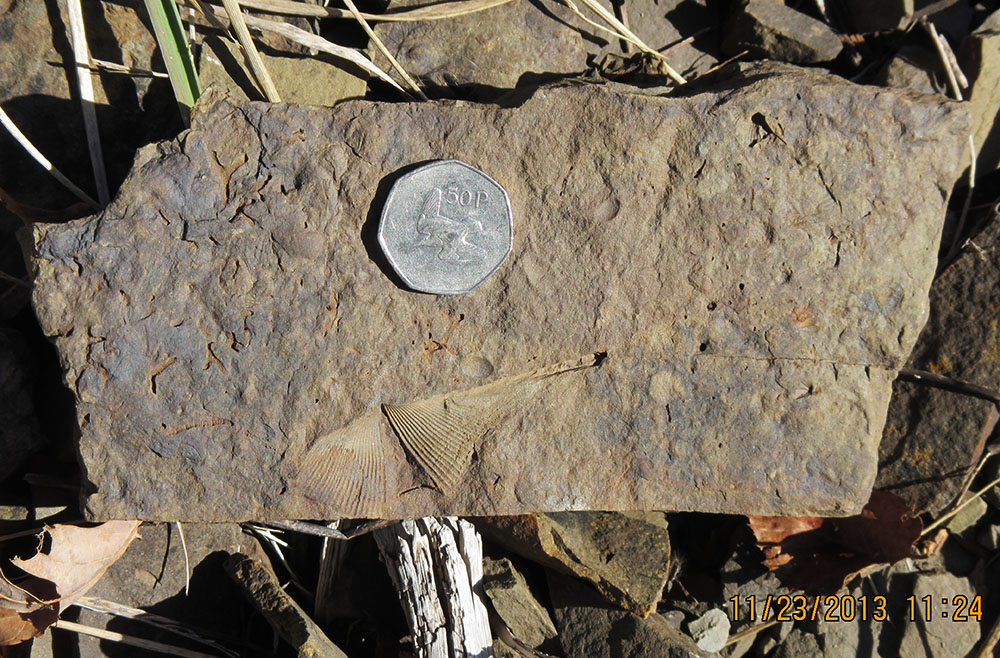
xmin=877 ymin=219 xmax=1000 ymax=514
xmin=29 ymin=63 xmax=967 ymax=521
xmin=723 ymin=0 xmax=843 ymax=63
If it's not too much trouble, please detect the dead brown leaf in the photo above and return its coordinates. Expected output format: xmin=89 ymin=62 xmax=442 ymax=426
xmin=0 ymin=521 xmax=140 ymax=646
xmin=747 ymin=491 xmax=922 ymax=594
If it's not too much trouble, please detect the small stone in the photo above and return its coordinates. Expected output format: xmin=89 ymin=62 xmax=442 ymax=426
xmin=873 ymin=45 xmax=943 ymax=95
xmin=581 ymin=0 xmax=719 ymax=78
xmin=839 ymin=0 xmax=913 ymax=32
xmin=878 ymin=219 xmax=1000 ymax=513
xmin=198 ymin=36 xmax=366 ymax=106
xmin=482 ymin=557 xmax=558 ymax=650
xmin=478 ymin=512 xmax=671 ymax=617
xmin=548 ymin=571 xmax=707 ymax=658
xmin=897 ymin=573 xmax=980 ymax=658
xmin=976 ymin=523 xmax=1000 ymax=552
xmin=686 ymin=608 xmax=730 ymax=653
xmin=960 ymin=9 xmax=1000 ymax=174
xmin=371 ymin=0 xmax=585 ymax=92
xmin=722 ymin=0 xmax=843 ymax=63
xmin=946 ymin=496 xmax=987 ymax=535
xmin=772 ymin=628 xmax=820 ymax=658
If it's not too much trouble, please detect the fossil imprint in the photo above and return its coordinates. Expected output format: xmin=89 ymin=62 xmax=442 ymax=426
xmin=288 ymin=352 xmax=602 ymax=512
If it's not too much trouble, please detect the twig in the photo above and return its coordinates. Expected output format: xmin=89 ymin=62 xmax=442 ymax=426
xmin=696 ymin=50 xmax=748 ymax=78
xmin=921 ymin=475 xmax=1000 ymax=537
xmin=65 ymin=0 xmax=110 ymax=206
xmin=897 ymin=368 xmax=1000 ymax=407
xmin=340 ymin=0 xmax=428 ymax=100
xmin=175 ymin=521 xmax=191 ymax=596
xmin=73 ymin=596 xmax=240 ymax=658
xmin=658 ymin=27 xmax=710 ymax=55
xmin=220 ymin=0 xmax=282 ymax=101
xmin=204 ymin=0 xmax=515 ymax=21
xmin=0 ymin=271 xmax=31 ymax=289
xmin=191 ymin=3 xmax=411 ymax=98
xmin=88 ymin=58 xmax=169 ymax=78
xmin=0 ymin=107 xmax=98 ymax=208
xmin=53 ymin=620 xmax=224 ymax=658
xmin=724 ymin=619 xmax=779 ymax=647
xmin=946 ymin=134 xmax=977 ymax=262
xmin=257 ymin=518 xmax=394 ymax=539
xmin=974 ymin=609 xmax=1000 ymax=658
xmin=922 ymin=18 xmax=963 ymax=100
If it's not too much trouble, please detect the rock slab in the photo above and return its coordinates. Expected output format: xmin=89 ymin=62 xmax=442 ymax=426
xmin=877 ymin=218 xmax=1000 ymax=513
xmin=30 ymin=62 xmax=968 ymax=521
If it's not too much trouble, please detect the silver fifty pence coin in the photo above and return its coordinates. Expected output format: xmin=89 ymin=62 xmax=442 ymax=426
xmin=377 ymin=160 xmax=513 ymax=294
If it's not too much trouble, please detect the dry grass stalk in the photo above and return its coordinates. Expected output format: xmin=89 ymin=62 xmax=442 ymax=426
xmin=88 ymin=58 xmax=169 ymax=78
xmin=220 ymin=0 xmax=283 ymax=101
xmin=573 ymin=0 xmax=686 ymax=84
xmin=340 ymin=0 xmax=429 ymax=100
xmin=174 ymin=521 xmax=191 ymax=597
xmin=921 ymin=473 xmax=1000 ymax=537
xmin=53 ymin=619 xmax=222 ymax=658
xmin=74 ymin=596 xmax=240 ymax=658
xmin=0 ymin=107 xmax=98 ymax=208
xmin=205 ymin=0 xmax=516 ymax=22
xmin=188 ymin=2 xmax=411 ymax=98
xmin=65 ymin=0 xmax=110 ymax=205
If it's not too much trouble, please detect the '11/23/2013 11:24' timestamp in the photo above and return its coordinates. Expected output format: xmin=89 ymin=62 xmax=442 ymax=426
xmin=729 ymin=594 xmax=983 ymax=623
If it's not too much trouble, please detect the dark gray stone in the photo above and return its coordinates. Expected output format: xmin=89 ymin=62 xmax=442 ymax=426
xmin=897 ymin=573 xmax=980 ymax=658
xmin=873 ymin=45 xmax=943 ymax=95
xmin=477 ymin=512 xmax=671 ymax=616
xmin=877 ymin=219 xmax=1000 ymax=514
xmin=548 ymin=571 xmax=707 ymax=658
xmin=773 ymin=628 xmax=821 ymax=658
xmin=0 ymin=329 xmax=44 ymax=483
xmin=29 ymin=63 xmax=969 ymax=521
xmin=482 ymin=557 xmax=558 ymax=650
xmin=722 ymin=0 xmax=843 ymax=63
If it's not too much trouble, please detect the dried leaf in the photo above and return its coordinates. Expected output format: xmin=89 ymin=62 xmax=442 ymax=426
xmin=8 ymin=522 xmax=140 ymax=612
xmin=747 ymin=491 xmax=922 ymax=594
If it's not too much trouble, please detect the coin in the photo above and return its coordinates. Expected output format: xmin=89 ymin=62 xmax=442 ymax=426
xmin=377 ymin=160 xmax=513 ymax=294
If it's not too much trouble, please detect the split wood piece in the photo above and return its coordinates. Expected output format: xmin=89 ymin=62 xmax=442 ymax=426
xmin=224 ymin=553 xmax=348 ymax=658
xmin=374 ymin=518 xmax=493 ymax=658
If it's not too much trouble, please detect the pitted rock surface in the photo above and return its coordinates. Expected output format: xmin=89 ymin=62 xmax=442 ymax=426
xmin=30 ymin=63 xmax=968 ymax=521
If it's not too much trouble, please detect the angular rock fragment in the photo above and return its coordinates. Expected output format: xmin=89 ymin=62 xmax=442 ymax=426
xmin=722 ymin=0 xmax=842 ymax=63
xmin=873 ymin=44 xmax=942 ymax=95
xmin=30 ymin=62 xmax=968 ymax=521
xmin=877 ymin=219 xmax=1000 ymax=513
xmin=582 ymin=0 xmax=719 ymax=78
xmin=839 ymin=0 xmax=913 ymax=33
xmin=477 ymin=512 xmax=671 ymax=617
xmin=548 ymin=572 xmax=707 ymax=658
xmin=198 ymin=36 xmax=367 ymax=106
xmin=482 ymin=557 xmax=558 ymax=651
xmin=896 ymin=573 xmax=981 ymax=658
xmin=686 ymin=609 xmax=729 ymax=653
xmin=959 ymin=9 xmax=1000 ymax=174
xmin=371 ymin=0 xmax=585 ymax=92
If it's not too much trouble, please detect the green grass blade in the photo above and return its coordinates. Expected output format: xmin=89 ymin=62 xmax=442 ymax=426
xmin=143 ymin=0 xmax=201 ymax=123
